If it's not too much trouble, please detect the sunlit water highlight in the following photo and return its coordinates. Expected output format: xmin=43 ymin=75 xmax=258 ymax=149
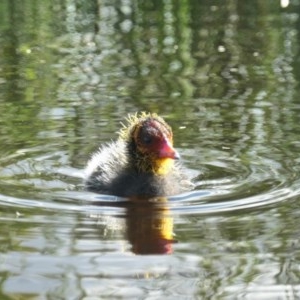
xmin=2 ymin=1 xmax=300 ymax=298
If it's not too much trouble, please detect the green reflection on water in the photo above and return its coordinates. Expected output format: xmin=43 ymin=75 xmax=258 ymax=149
xmin=1 ymin=0 xmax=300 ymax=299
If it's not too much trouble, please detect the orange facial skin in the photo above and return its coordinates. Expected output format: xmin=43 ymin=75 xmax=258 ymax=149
xmin=127 ymin=115 xmax=180 ymax=175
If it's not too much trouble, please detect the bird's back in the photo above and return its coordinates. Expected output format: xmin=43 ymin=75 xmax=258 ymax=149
xmin=84 ymin=140 xmax=128 ymax=194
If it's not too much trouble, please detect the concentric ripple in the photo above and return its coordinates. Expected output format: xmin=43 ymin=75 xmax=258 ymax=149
xmin=0 ymin=147 xmax=299 ymax=217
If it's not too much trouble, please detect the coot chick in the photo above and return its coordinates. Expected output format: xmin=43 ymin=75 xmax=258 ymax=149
xmin=84 ymin=112 xmax=189 ymax=197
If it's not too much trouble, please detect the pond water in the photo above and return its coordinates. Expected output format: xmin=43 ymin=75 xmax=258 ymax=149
xmin=1 ymin=0 xmax=300 ymax=299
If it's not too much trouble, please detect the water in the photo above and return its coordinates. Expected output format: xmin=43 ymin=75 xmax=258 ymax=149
xmin=1 ymin=0 xmax=300 ymax=299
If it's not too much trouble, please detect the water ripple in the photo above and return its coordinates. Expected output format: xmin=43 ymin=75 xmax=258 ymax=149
xmin=0 ymin=149 xmax=299 ymax=216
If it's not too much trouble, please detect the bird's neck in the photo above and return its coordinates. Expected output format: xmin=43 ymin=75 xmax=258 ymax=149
xmin=131 ymin=154 xmax=174 ymax=175
xmin=126 ymin=140 xmax=175 ymax=175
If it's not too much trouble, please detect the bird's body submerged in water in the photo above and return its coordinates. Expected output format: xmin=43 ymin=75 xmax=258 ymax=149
xmin=84 ymin=112 xmax=190 ymax=197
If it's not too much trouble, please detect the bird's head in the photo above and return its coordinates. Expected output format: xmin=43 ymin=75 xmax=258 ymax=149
xmin=119 ymin=112 xmax=180 ymax=174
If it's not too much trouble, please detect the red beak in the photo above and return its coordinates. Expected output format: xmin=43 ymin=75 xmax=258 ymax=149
xmin=158 ymin=139 xmax=180 ymax=160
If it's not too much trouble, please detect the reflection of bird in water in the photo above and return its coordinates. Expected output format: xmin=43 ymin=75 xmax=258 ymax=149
xmin=90 ymin=197 xmax=175 ymax=255
xmin=84 ymin=112 xmax=191 ymax=197
xmin=126 ymin=197 xmax=175 ymax=255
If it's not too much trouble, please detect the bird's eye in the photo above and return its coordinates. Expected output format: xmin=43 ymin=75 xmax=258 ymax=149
xmin=142 ymin=135 xmax=152 ymax=144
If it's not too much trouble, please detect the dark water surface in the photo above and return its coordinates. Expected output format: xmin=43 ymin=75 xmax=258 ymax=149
xmin=1 ymin=0 xmax=300 ymax=299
